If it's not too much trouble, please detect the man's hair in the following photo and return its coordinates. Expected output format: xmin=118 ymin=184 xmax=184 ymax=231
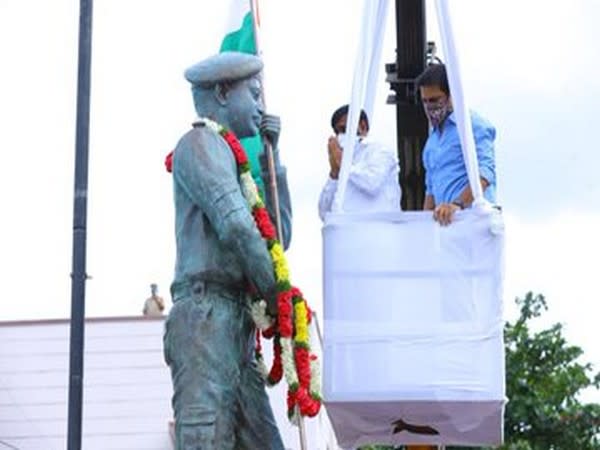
xmin=416 ymin=64 xmax=450 ymax=96
xmin=330 ymin=105 xmax=369 ymax=133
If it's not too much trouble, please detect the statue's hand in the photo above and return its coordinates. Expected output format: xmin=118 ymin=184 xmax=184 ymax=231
xmin=267 ymin=298 xmax=278 ymax=317
xmin=260 ymin=114 xmax=281 ymax=150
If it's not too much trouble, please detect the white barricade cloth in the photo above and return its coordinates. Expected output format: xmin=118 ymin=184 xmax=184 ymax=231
xmin=322 ymin=209 xmax=505 ymax=448
xmin=435 ymin=0 xmax=485 ymax=205
xmin=332 ymin=0 xmax=389 ymax=213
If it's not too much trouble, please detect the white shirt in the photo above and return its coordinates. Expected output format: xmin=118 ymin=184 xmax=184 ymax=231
xmin=318 ymin=137 xmax=401 ymax=220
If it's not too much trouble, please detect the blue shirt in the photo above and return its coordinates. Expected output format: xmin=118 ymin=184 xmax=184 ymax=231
xmin=423 ymin=111 xmax=496 ymax=205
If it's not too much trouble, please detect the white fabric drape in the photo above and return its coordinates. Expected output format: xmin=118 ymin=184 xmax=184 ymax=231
xmin=434 ymin=0 xmax=486 ymax=205
xmin=332 ymin=0 xmax=389 ymax=212
xmin=362 ymin=0 xmax=389 ymax=121
xmin=322 ymin=210 xmax=505 ymax=448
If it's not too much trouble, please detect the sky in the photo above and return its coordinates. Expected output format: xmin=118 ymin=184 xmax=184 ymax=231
xmin=0 ymin=0 xmax=598 ymax=403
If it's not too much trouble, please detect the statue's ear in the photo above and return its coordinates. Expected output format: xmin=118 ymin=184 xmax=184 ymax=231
xmin=214 ymin=83 xmax=228 ymax=106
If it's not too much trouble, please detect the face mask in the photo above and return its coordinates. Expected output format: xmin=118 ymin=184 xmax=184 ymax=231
xmin=336 ymin=132 xmax=363 ymax=149
xmin=423 ymin=98 xmax=452 ymax=128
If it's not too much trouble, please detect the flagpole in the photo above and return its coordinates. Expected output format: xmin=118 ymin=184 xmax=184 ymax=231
xmin=249 ymin=0 xmax=284 ymax=246
xmin=67 ymin=0 xmax=93 ymax=448
xmin=248 ymin=3 xmax=308 ymax=450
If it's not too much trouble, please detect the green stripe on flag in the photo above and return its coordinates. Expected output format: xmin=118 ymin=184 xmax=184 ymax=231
xmin=240 ymin=135 xmax=265 ymax=196
xmin=220 ymin=12 xmax=256 ymax=54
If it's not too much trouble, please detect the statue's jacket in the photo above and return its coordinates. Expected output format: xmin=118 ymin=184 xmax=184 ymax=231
xmin=170 ymin=123 xmax=292 ymax=307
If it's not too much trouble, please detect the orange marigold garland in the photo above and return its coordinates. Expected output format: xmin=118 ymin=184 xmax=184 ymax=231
xmin=165 ymin=118 xmax=322 ymax=422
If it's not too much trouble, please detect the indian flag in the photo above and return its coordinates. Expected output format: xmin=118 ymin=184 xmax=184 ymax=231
xmin=220 ymin=0 xmax=265 ymax=194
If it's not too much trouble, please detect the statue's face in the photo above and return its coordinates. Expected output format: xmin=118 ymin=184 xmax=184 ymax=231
xmin=225 ymin=75 xmax=263 ymax=138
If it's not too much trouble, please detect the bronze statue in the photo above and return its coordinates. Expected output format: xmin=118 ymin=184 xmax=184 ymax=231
xmin=163 ymin=51 xmax=291 ymax=449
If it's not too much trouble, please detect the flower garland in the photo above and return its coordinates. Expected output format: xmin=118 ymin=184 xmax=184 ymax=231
xmin=165 ymin=118 xmax=321 ymax=421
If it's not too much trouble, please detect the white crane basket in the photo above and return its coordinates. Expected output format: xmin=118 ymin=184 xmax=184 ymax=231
xmin=322 ymin=209 xmax=505 ymax=448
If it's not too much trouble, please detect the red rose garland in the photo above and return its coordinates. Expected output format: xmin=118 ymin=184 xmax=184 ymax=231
xmin=166 ymin=118 xmax=321 ymax=422
xmin=165 ymin=151 xmax=173 ymax=173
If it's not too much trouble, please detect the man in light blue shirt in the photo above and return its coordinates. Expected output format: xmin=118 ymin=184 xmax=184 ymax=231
xmin=417 ymin=64 xmax=496 ymax=225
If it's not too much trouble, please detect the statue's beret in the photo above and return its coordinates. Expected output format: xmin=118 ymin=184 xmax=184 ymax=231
xmin=184 ymin=51 xmax=263 ymax=87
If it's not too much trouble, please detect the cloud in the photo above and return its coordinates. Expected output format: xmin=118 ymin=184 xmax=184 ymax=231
xmin=503 ymin=211 xmax=600 ymax=402
xmin=485 ymin=85 xmax=600 ymax=219
xmin=2 ymin=0 xmax=600 ymax=395
xmin=421 ymin=0 xmax=600 ymax=220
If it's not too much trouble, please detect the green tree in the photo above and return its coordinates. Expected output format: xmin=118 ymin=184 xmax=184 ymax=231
xmin=499 ymin=292 xmax=600 ymax=449
xmin=452 ymin=292 xmax=600 ymax=450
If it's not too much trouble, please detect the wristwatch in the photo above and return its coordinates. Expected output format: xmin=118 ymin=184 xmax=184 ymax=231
xmin=451 ymin=199 xmax=465 ymax=209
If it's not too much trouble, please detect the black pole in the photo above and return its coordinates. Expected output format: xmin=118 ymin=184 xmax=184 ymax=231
xmin=67 ymin=0 xmax=93 ymax=449
xmin=385 ymin=0 xmax=429 ymax=210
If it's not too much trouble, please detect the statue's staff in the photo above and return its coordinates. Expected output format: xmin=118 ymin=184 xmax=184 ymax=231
xmin=249 ymin=0 xmax=284 ymax=245
xmin=248 ymin=4 xmax=308 ymax=450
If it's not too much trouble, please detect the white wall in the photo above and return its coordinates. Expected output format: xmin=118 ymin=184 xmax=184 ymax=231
xmin=0 ymin=317 xmax=336 ymax=450
xmin=0 ymin=318 xmax=173 ymax=450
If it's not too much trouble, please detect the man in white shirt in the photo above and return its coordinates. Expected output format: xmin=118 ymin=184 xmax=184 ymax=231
xmin=318 ymin=105 xmax=401 ymax=220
